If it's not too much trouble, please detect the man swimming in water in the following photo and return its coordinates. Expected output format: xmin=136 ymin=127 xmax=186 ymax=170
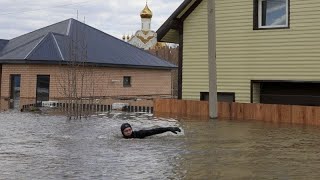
xmin=120 ymin=123 xmax=181 ymax=139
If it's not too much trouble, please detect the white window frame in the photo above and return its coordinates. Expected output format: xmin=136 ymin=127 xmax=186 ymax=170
xmin=258 ymin=0 xmax=289 ymax=28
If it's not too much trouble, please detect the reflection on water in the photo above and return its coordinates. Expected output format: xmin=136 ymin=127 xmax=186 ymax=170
xmin=0 ymin=111 xmax=184 ymax=180
xmin=1 ymin=111 xmax=320 ymax=179
xmin=180 ymin=120 xmax=320 ymax=179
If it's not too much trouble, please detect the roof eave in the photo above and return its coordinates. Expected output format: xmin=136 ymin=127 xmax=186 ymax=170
xmin=0 ymin=60 xmax=177 ymax=70
xmin=156 ymin=2 xmax=188 ymax=42
xmin=156 ymin=0 xmax=202 ymax=43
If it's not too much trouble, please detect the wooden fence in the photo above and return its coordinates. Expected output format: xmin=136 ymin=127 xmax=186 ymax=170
xmin=154 ymin=99 xmax=320 ymax=126
xmin=153 ymin=99 xmax=209 ymax=120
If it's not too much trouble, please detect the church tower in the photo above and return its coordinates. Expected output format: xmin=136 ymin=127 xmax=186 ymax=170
xmin=140 ymin=3 xmax=152 ymax=31
xmin=123 ymin=1 xmax=166 ymax=50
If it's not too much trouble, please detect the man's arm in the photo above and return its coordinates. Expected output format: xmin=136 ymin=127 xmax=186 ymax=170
xmin=134 ymin=127 xmax=181 ymax=138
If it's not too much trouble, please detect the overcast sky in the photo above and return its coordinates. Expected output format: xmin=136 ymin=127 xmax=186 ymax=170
xmin=0 ymin=0 xmax=183 ymax=40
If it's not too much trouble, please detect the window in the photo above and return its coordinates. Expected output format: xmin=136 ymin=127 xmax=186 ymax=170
xmin=254 ymin=0 xmax=289 ymax=29
xmin=36 ymin=75 xmax=50 ymax=105
xmin=10 ymin=75 xmax=21 ymax=109
xmin=123 ymin=76 xmax=131 ymax=87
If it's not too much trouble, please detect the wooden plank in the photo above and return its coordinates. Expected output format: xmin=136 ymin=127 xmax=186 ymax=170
xmin=218 ymin=102 xmax=231 ymax=119
xmin=261 ymin=104 xmax=273 ymax=122
xmin=291 ymin=105 xmax=306 ymax=125
xmin=243 ymin=103 xmax=257 ymax=120
xmin=305 ymin=106 xmax=318 ymax=126
xmin=254 ymin=103 xmax=264 ymax=121
xmin=202 ymin=101 xmax=209 ymax=117
xmin=314 ymin=106 xmax=320 ymax=126
xmin=231 ymin=102 xmax=244 ymax=120
xmin=264 ymin=104 xmax=280 ymax=123
xmin=181 ymin=100 xmax=187 ymax=116
xmin=278 ymin=105 xmax=292 ymax=124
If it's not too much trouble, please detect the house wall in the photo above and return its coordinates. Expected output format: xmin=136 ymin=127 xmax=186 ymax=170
xmin=183 ymin=0 xmax=209 ymax=100
xmin=0 ymin=64 xmax=172 ymax=110
xmin=149 ymin=46 xmax=179 ymax=97
xmin=183 ymin=0 xmax=320 ymax=102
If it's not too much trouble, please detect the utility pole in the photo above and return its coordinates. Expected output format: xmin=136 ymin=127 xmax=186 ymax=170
xmin=207 ymin=0 xmax=218 ymax=119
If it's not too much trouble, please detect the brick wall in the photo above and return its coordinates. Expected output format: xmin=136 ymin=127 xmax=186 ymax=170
xmin=149 ymin=46 xmax=179 ymax=97
xmin=0 ymin=64 xmax=172 ymax=110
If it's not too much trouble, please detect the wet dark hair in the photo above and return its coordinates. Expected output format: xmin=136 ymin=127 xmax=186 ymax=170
xmin=120 ymin=123 xmax=132 ymax=136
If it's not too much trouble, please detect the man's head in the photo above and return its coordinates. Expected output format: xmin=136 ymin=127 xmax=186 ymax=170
xmin=121 ymin=123 xmax=133 ymax=138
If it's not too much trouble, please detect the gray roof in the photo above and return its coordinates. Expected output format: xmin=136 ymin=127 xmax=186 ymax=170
xmin=0 ymin=19 xmax=176 ymax=69
xmin=0 ymin=39 xmax=9 ymax=52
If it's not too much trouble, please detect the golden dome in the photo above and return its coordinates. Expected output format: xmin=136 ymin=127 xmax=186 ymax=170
xmin=140 ymin=4 xmax=153 ymax=19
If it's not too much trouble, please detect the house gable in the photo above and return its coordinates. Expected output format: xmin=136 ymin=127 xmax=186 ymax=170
xmin=157 ymin=0 xmax=203 ymax=43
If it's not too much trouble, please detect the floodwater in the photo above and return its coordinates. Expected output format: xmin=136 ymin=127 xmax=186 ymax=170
xmin=1 ymin=111 xmax=320 ymax=179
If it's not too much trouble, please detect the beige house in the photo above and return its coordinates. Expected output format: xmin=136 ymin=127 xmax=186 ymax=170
xmin=157 ymin=0 xmax=320 ymax=106
xmin=0 ymin=19 xmax=176 ymax=111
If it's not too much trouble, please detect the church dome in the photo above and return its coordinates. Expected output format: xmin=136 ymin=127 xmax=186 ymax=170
xmin=140 ymin=4 xmax=153 ymax=19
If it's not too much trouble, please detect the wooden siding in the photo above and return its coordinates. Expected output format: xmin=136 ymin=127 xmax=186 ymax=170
xmin=183 ymin=0 xmax=209 ymax=100
xmin=182 ymin=0 xmax=320 ymax=102
xmin=162 ymin=29 xmax=179 ymax=43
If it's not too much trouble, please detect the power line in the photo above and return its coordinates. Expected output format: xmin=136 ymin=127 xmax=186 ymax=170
xmin=0 ymin=0 xmax=98 ymax=16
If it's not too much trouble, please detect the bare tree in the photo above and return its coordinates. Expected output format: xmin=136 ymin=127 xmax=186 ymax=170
xmin=55 ymin=21 xmax=106 ymax=120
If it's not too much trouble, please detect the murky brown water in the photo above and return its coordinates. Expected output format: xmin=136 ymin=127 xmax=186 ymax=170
xmin=1 ymin=111 xmax=320 ymax=179
xmin=179 ymin=120 xmax=320 ymax=179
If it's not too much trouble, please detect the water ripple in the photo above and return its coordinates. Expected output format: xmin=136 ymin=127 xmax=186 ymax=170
xmin=1 ymin=111 xmax=320 ymax=179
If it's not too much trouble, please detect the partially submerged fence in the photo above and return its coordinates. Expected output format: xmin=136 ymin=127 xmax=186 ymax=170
xmin=218 ymin=102 xmax=320 ymax=126
xmin=153 ymin=99 xmax=209 ymax=119
xmin=22 ymin=100 xmax=154 ymax=114
xmin=153 ymin=99 xmax=320 ymax=126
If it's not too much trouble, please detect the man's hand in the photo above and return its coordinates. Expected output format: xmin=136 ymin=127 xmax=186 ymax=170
xmin=168 ymin=127 xmax=181 ymax=134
